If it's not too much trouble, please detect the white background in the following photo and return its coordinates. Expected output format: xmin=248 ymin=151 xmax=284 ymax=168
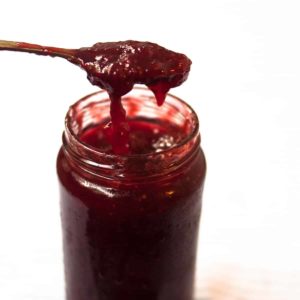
xmin=1 ymin=0 xmax=300 ymax=299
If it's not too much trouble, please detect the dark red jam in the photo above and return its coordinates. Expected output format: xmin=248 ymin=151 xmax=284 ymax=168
xmin=74 ymin=41 xmax=191 ymax=100
xmin=57 ymin=89 xmax=206 ymax=300
xmin=80 ymin=119 xmax=185 ymax=155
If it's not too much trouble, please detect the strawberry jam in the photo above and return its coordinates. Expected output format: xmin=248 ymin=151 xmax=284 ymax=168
xmin=57 ymin=88 xmax=206 ymax=300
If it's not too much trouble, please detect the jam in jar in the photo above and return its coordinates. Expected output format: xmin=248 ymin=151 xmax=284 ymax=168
xmin=57 ymin=88 xmax=206 ymax=300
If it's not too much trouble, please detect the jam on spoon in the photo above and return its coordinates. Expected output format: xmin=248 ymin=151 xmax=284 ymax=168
xmin=0 ymin=39 xmax=191 ymax=154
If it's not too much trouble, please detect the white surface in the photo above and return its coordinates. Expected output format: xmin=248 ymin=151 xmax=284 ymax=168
xmin=1 ymin=0 xmax=300 ymax=299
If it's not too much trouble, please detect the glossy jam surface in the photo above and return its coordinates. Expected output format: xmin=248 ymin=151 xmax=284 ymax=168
xmin=57 ymin=92 xmax=206 ymax=300
xmin=75 ymin=41 xmax=191 ymax=101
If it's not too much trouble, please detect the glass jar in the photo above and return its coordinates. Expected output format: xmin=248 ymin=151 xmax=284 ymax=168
xmin=57 ymin=87 xmax=206 ymax=300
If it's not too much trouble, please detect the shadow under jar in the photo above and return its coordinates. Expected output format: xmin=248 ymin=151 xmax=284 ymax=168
xmin=57 ymin=87 xmax=206 ymax=300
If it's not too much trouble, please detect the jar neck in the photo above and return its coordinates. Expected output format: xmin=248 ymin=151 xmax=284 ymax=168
xmin=62 ymin=88 xmax=200 ymax=182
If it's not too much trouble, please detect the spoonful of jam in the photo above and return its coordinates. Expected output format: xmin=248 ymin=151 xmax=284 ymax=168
xmin=0 ymin=40 xmax=191 ymax=103
xmin=0 ymin=39 xmax=192 ymax=154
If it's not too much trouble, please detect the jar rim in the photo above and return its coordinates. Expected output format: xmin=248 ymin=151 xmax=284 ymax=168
xmin=65 ymin=86 xmax=200 ymax=161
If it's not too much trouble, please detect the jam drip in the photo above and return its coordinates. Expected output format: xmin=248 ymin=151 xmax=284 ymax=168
xmin=105 ymin=95 xmax=130 ymax=155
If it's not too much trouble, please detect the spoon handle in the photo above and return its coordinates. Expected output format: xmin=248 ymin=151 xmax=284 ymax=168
xmin=0 ymin=40 xmax=76 ymax=60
